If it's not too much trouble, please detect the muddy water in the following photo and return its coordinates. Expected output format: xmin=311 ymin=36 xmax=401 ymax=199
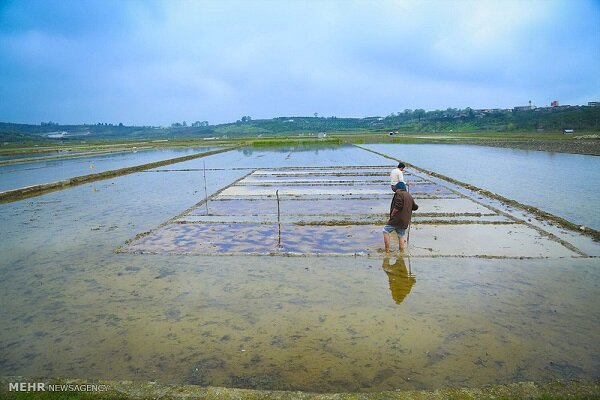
xmin=0 ymin=145 xmax=599 ymax=392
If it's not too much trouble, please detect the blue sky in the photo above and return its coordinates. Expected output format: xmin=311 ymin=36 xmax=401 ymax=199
xmin=0 ymin=0 xmax=599 ymax=126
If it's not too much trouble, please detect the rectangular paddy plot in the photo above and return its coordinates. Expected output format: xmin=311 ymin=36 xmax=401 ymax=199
xmin=120 ymin=166 xmax=584 ymax=258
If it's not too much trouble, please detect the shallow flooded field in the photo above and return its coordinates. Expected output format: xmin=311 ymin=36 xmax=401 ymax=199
xmin=363 ymin=143 xmax=600 ymax=230
xmin=0 ymin=146 xmax=222 ymax=192
xmin=0 ymin=145 xmax=599 ymax=392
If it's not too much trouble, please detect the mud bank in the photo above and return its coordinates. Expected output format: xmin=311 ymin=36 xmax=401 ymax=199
xmin=1 ymin=377 xmax=599 ymax=399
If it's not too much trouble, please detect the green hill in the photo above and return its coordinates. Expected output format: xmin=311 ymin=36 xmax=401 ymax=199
xmin=1 ymin=105 xmax=598 ymax=143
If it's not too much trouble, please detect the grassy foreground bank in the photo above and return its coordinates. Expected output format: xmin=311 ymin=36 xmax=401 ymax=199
xmin=1 ymin=378 xmax=599 ymax=400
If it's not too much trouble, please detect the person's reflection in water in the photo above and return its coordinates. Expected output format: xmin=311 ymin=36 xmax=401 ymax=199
xmin=382 ymin=257 xmax=416 ymax=304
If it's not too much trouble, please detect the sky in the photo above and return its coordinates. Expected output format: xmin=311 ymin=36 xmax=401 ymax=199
xmin=0 ymin=0 xmax=599 ymax=126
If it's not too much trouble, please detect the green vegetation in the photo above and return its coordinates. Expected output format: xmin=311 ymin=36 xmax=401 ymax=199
xmin=1 ymin=106 xmax=598 ymax=157
xmin=1 ymin=383 xmax=598 ymax=400
xmin=1 ymin=392 xmax=112 ymax=400
xmin=1 ymin=105 xmax=598 ymax=146
xmin=249 ymin=137 xmax=342 ymax=147
xmin=216 ymin=106 xmax=599 ymax=136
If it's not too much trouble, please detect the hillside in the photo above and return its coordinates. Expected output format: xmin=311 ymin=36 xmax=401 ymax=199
xmin=1 ymin=105 xmax=598 ymax=143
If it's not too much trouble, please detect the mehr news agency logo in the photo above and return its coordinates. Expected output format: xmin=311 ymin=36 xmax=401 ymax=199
xmin=8 ymin=381 xmax=110 ymax=392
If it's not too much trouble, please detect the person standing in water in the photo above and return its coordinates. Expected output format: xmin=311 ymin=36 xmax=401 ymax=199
xmin=383 ymin=182 xmax=418 ymax=253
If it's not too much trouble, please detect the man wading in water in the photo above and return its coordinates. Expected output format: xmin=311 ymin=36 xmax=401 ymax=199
xmin=383 ymin=182 xmax=418 ymax=254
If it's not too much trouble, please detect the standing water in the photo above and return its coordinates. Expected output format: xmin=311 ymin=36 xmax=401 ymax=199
xmin=0 ymin=147 xmax=222 ymax=192
xmin=363 ymin=143 xmax=600 ymax=230
xmin=0 ymin=145 xmax=598 ymax=392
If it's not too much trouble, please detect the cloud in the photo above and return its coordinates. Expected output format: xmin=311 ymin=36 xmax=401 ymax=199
xmin=0 ymin=0 xmax=598 ymax=125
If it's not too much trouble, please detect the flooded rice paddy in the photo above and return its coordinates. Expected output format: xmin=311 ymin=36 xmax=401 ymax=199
xmin=0 ymin=145 xmax=599 ymax=392
xmin=0 ymin=147 xmax=222 ymax=192
xmin=121 ymin=165 xmax=584 ymax=258
xmin=363 ymin=143 xmax=600 ymax=231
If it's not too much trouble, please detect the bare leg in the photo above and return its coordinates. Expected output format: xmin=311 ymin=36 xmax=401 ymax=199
xmin=383 ymin=232 xmax=391 ymax=253
xmin=398 ymin=235 xmax=406 ymax=253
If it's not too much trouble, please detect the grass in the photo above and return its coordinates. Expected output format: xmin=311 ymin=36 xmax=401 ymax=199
xmin=1 ymin=392 xmax=111 ymax=400
xmin=1 ymin=388 xmax=597 ymax=400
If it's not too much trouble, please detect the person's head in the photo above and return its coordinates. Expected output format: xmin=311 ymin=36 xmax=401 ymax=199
xmin=395 ymin=182 xmax=407 ymax=191
xmin=397 ymin=162 xmax=406 ymax=170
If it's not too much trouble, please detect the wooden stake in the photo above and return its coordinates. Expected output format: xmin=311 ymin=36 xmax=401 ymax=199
xmin=203 ymin=161 xmax=209 ymax=214
xmin=406 ymin=185 xmax=411 ymax=247
xmin=276 ymin=189 xmax=281 ymax=247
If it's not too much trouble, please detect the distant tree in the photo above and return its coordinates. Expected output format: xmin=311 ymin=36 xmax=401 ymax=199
xmin=404 ymin=109 xmax=413 ymax=114
xmin=118 ymin=122 xmax=124 ymax=127
xmin=314 ymin=112 xmax=318 ymax=118
xmin=414 ymin=109 xmax=426 ymax=122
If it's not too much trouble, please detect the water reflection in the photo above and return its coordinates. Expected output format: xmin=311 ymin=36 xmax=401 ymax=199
xmin=241 ymin=144 xmax=341 ymax=156
xmin=382 ymin=257 xmax=416 ymax=304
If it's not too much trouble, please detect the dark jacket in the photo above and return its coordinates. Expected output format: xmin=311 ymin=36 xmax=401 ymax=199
xmin=387 ymin=189 xmax=418 ymax=229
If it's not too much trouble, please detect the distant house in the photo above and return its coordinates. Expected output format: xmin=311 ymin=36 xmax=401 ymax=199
xmin=551 ymin=100 xmax=559 ymax=107
xmin=514 ymin=100 xmax=534 ymax=111
xmin=318 ymin=132 xmax=327 ymax=139
xmin=513 ymin=105 xmax=533 ymax=111
xmin=588 ymin=102 xmax=599 ymax=107
xmin=564 ymin=129 xmax=574 ymax=134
